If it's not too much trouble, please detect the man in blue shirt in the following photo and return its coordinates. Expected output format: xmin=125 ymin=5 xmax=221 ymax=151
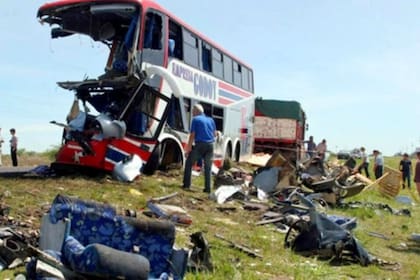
xmin=182 ymin=104 xmax=216 ymax=193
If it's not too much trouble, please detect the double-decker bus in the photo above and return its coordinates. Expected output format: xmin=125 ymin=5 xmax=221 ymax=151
xmin=37 ymin=0 xmax=255 ymax=174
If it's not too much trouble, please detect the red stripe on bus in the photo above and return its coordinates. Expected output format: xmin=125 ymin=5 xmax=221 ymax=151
xmin=218 ymin=81 xmax=253 ymax=98
xmin=218 ymin=97 xmax=233 ymax=105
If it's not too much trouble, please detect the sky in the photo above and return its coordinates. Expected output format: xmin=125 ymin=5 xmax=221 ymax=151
xmin=1 ymin=0 xmax=420 ymax=156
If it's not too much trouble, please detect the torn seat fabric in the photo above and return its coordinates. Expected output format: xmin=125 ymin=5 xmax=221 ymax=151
xmin=48 ymin=194 xmax=176 ymax=278
xmin=62 ymin=235 xmax=150 ymax=279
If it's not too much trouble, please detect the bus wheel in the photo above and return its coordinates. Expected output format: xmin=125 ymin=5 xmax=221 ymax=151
xmin=159 ymin=139 xmax=183 ymax=171
xmin=142 ymin=145 xmax=161 ymax=175
xmin=225 ymin=143 xmax=232 ymax=161
xmin=234 ymin=143 xmax=241 ymax=162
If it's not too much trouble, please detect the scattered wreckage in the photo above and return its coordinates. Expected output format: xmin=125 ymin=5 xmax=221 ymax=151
xmin=0 ymin=194 xmax=213 ymax=279
xmin=210 ymin=151 xmax=407 ymax=268
xmin=0 ymin=150 xmax=413 ymax=278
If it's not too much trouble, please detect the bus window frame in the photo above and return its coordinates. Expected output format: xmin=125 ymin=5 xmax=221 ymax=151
xmin=123 ymin=85 xmax=171 ymax=141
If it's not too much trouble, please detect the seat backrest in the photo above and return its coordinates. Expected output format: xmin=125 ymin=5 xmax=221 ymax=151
xmin=49 ymin=195 xmax=175 ymax=278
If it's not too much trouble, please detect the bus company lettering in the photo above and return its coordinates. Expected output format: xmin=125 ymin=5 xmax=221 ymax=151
xmin=172 ymin=63 xmax=193 ymax=82
xmin=172 ymin=63 xmax=216 ymax=101
xmin=193 ymin=73 xmax=216 ymax=101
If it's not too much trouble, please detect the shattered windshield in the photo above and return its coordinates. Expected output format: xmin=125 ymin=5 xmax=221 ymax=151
xmin=38 ymin=2 xmax=141 ymax=77
xmin=39 ymin=3 xmax=139 ymax=41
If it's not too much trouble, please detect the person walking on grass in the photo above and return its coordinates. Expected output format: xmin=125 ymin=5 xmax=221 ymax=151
xmin=414 ymin=150 xmax=420 ymax=197
xmin=372 ymin=150 xmax=384 ymax=179
xmin=399 ymin=153 xmax=412 ymax=189
xmin=357 ymin=147 xmax=370 ymax=178
xmin=9 ymin=128 xmax=18 ymax=167
xmin=182 ymin=104 xmax=217 ymax=193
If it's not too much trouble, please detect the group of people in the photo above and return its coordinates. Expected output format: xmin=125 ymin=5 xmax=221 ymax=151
xmin=356 ymin=148 xmax=420 ymax=196
xmin=304 ymin=136 xmax=420 ymax=196
xmin=0 ymin=128 xmax=18 ymax=167
xmin=304 ymin=136 xmax=327 ymax=162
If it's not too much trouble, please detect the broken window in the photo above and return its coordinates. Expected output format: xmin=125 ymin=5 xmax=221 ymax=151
xmin=169 ymin=20 xmax=183 ymax=59
xmin=124 ymin=86 xmax=169 ymax=139
xmin=212 ymin=106 xmax=224 ymax=132
xmin=38 ymin=3 xmax=141 ymax=77
xmin=202 ymin=42 xmax=212 ymax=72
xmin=212 ymin=49 xmax=223 ymax=79
xmin=143 ymin=12 xmax=163 ymax=50
xmin=183 ymin=30 xmax=199 ymax=68
xmin=233 ymin=61 xmax=242 ymax=87
xmin=167 ymin=96 xmax=185 ymax=131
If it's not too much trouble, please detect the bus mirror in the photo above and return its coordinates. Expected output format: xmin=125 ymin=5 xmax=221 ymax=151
xmin=96 ymin=114 xmax=127 ymax=139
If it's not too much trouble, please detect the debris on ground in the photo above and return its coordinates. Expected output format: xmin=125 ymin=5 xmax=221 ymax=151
xmin=0 ymin=149 xmax=411 ymax=277
xmin=215 ymin=233 xmax=263 ymax=259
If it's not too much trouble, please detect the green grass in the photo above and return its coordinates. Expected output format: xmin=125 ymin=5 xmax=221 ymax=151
xmin=0 ymin=153 xmax=419 ymax=279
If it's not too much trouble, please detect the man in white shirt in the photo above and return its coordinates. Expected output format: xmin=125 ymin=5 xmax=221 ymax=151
xmin=9 ymin=128 xmax=18 ymax=166
xmin=357 ymin=147 xmax=370 ymax=178
xmin=316 ymin=139 xmax=327 ymax=161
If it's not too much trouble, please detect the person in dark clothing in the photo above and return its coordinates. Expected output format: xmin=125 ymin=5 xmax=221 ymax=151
xmin=9 ymin=128 xmax=18 ymax=166
xmin=182 ymin=104 xmax=217 ymax=193
xmin=399 ymin=153 xmax=412 ymax=189
xmin=414 ymin=151 xmax=420 ymax=196
xmin=373 ymin=150 xmax=384 ymax=179
xmin=304 ymin=136 xmax=316 ymax=158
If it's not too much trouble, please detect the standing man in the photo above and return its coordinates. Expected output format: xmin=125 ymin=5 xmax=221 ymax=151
xmin=399 ymin=153 xmax=412 ymax=189
xmin=9 ymin=128 xmax=18 ymax=167
xmin=304 ymin=136 xmax=316 ymax=158
xmin=182 ymin=104 xmax=217 ymax=193
xmin=373 ymin=150 xmax=384 ymax=179
xmin=0 ymin=128 xmax=4 ymax=166
xmin=414 ymin=149 xmax=420 ymax=197
xmin=357 ymin=147 xmax=370 ymax=178
xmin=316 ymin=139 xmax=327 ymax=162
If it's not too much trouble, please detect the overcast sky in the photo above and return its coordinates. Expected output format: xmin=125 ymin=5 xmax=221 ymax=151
xmin=1 ymin=0 xmax=420 ymax=156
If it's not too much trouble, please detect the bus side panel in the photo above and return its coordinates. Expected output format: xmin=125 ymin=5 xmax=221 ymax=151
xmin=103 ymin=137 xmax=157 ymax=171
xmin=224 ymin=100 xmax=254 ymax=161
xmin=54 ymin=140 xmax=108 ymax=171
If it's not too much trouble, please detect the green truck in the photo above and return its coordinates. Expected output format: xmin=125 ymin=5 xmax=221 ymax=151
xmin=253 ymin=98 xmax=307 ymax=161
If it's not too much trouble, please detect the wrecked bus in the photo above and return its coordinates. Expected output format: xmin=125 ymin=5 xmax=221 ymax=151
xmin=37 ymin=0 xmax=255 ymax=174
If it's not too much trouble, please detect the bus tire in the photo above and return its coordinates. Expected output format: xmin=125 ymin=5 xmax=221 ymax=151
xmin=225 ymin=142 xmax=232 ymax=160
xmin=234 ymin=143 xmax=241 ymax=162
xmin=142 ymin=145 xmax=161 ymax=175
xmin=159 ymin=139 xmax=183 ymax=170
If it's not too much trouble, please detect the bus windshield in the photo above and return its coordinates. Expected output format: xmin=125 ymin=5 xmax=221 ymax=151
xmin=38 ymin=2 xmax=141 ymax=77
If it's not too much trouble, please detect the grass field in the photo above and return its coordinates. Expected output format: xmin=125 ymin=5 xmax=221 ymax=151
xmin=0 ymin=152 xmax=419 ymax=279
